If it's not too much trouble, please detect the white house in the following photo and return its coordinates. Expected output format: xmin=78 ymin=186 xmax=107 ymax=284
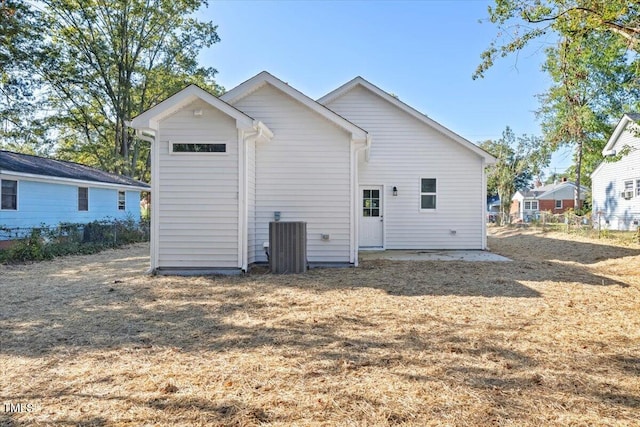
xmin=319 ymin=77 xmax=494 ymax=250
xmin=130 ymin=71 xmax=495 ymax=273
xmin=592 ymin=113 xmax=640 ymax=231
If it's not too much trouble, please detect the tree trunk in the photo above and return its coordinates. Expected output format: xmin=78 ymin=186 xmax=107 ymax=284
xmin=574 ymin=140 xmax=583 ymax=211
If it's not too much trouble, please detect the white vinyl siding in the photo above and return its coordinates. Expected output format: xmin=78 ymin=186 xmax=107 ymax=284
xmin=156 ymin=99 xmax=239 ymax=268
xmin=592 ymin=123 xmax=640 ymax=231
xmin=326 ymin=85 xmax=485 ymax=249
xmin=247 ymin=137 xmax=257 ymax=264
xmin=233 ymin=83 xmax=352 ymax=263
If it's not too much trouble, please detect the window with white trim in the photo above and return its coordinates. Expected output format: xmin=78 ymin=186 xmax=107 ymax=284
xmin=636 ymin=179 xmax=640 ymax=197
xmin=118 ymin=191 xmax=126 ymax=210
xmin=524 ymin=200 xmax=538 ymax=210
xmin=420 ymin=178 xmax=437 ymax=210
xmin=171 ymin=142 xmax=226 ymax=153
xmin=555 ymin=200 xmax=562 ymax=209
xmin=78 ymin=187 xmax=88 ymax=211
xmin=1 ymin=179 xmax=17 ymax=210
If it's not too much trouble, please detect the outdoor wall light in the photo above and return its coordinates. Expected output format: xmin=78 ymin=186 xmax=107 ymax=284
xmin=392 ymin=186 xmax=398 ymax=196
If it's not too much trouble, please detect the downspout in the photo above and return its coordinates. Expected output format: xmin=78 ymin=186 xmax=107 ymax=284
xmin=237 ymin=129 xmax=246 ymax=272
xmin=128 ymin=123 xmax=157 ymax=273
xmin=351 ymin=135 xmax=371 ymax=267
xmin=481 ymin=158 xmax=487 ymax=250
xmin=240 ymin=121 xmax=271 ymax=271
xmin=135 ymin=128 xmax=155 ymax=145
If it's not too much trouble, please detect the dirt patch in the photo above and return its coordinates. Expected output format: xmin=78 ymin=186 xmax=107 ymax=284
xmin=1 ymin=231 xmax=639 ymax=426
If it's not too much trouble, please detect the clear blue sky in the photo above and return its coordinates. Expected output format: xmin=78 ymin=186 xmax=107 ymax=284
xmin=198 ymin=0 xmax=573 ymax=174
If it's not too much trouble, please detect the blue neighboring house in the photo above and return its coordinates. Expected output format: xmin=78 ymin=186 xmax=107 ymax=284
xmin=0 ymin=150 xmax=149 ymax=238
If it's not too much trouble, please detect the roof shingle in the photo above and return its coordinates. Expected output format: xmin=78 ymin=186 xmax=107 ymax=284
xmin=0 ymin=150 xmax=149 ymax=188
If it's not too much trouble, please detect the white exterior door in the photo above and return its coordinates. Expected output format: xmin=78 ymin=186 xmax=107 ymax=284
xmin=360 ymin=186 xmax=383 ymax=248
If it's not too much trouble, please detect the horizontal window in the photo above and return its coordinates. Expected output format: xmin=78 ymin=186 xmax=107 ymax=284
xmin=524 ymin=201 xmax=538 ymax=210
xmin=171 ymin=143 xmax=226 ymax=153
xmin=1 ymin=179 xmax=17 ymax=210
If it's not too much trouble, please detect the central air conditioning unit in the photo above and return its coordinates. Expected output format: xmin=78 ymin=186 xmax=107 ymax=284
xmin=269 ymin=221 xmax=307 ymax=274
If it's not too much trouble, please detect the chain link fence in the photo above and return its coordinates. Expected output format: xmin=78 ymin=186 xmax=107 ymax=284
xmin=488 ymin=210 xmax=640 ymax=241
xmin=489 ymin=211 xmax=591 ymax=227
xmin=0 ymin=218 xmax=150 ymax=262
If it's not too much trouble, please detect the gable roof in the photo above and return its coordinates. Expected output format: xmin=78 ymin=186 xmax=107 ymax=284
xmin=318 ymin=76 xmax=496 ymax=164
xmin=130 ymin=84 xmax=255 ymax=131
xmin=513 ymin=182 xmax=587 ymax=200
xmin=220 ymin=71 xmax=368 ymax=143
xmin=0 ymin=150 xmax=149 ymax=190
xmin=602 ymin=113 xmax=640 ymax=155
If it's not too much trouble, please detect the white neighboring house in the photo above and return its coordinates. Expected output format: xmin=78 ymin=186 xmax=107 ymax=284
xmin=592 ymin=113 xmax=640 ymax=231
xmin=130 ymin=71 xmax=495 ymax=274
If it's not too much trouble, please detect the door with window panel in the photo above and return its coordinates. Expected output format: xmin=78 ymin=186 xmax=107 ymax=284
xmin=360 ymin=186 xmax=383 ymax=248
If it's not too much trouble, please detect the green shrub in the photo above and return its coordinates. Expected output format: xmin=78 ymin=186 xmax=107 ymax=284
xmin=0 ymin=218 xmax=149 ymax=264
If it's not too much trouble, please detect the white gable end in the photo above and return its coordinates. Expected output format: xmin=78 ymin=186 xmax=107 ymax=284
xmin=592 ymin=114 xmax=640 ymax=231
xmin=232 ymin=82 xmax=356 ymax=263
xmin=324 ymin=83 xmax=489 ymax=249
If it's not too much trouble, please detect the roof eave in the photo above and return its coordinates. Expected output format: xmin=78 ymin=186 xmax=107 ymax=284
xmin=319 ymin=77 xmax=496 ymax=163
xmin=221 ymin=71 xmax=368 ymax=142
xmin=0 ymin=169 xmax=150 ymax=191
xmin=603 ymin=113 xmax=638 ymax=154
xmin=130 ymin=85 xmax=255 ymax=132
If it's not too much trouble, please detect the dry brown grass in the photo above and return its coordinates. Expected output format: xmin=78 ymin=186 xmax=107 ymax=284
xmin=1 ymin=228 xmax=640 ymax=426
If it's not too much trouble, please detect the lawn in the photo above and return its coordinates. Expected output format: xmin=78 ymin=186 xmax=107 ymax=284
xmin=1 ymin=227 xmax=639 ymax=426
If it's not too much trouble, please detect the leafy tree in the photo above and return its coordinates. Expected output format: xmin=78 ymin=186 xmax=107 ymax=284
xmin=0 ymin=0 xmax=50 ymax=154
xmin=480 ymin=127 xmax=550 ymax=223
xmin=32 ymin=0 xmax=222 ymax=179
xmin=474 ymin=0 xmax=640 ymax=80
xmin=476 ymin=0 xmax=640 ymax=210
xmin=537 ymin=30 xmax=639 ymax=207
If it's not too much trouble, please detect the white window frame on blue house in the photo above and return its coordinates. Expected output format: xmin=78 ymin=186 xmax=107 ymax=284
xmin=118 ymin=191 xmax=126 ymax=210
xmin=1 ymin=179 xmax=18 ymax=210
xmin=78 ymin=187 xmax=89 ymax=211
